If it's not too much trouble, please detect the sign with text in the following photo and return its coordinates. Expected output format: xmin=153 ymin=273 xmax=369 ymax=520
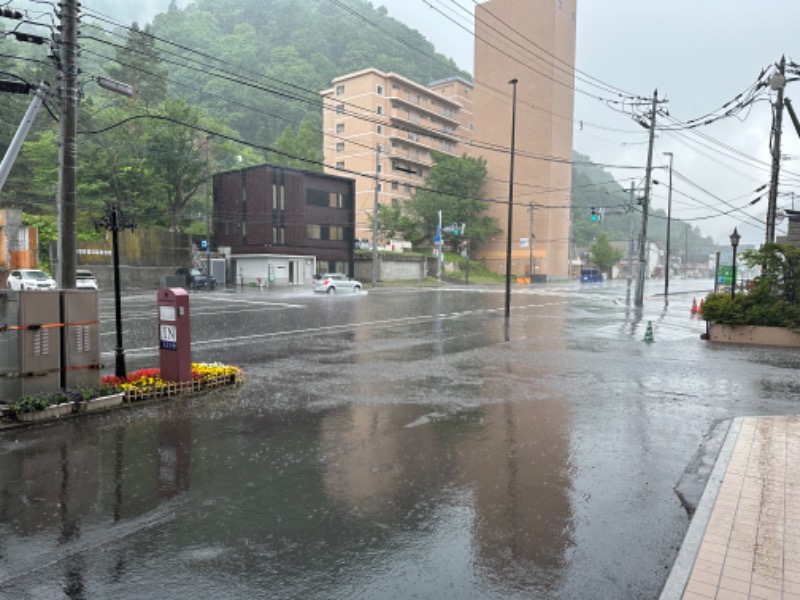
xmin=160 ymin=324 xmax=177 ymax=350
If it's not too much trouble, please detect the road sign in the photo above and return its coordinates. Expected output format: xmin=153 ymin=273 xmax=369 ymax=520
xmin=718 ymin=265 xmax=733 ymax=284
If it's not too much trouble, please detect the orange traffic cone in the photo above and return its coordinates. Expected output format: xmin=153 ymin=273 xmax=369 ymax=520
xmin=699 ymin=298 xmax=704 ymax=314
xmin=691 ymin=298 xmax=698 ymax=314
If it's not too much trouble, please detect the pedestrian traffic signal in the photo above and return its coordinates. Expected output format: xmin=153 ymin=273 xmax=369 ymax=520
xmin=591 ymin=206 xmax=597 ymax=221
xmin=452 ymin=223 xmax=459 ymax=235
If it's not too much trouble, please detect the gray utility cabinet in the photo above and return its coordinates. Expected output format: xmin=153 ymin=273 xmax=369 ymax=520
xmin=0 ymin=290 xmax=61 ymax=403
xmin=63 ymin=290 xmax=101 ymax=390
xmin=0 ymin=290 xmax=100 ymax=405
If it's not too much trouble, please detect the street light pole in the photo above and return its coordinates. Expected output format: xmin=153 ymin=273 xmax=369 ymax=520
xmin=663 ymin=152 xmax=674 ymax=304
xmin=205 ymin=136 xmax=212 ymax=285
xmin=504 ymin=78 xmax=518 ymax=321
xmin=372 ymin=144 xmax=381 ymax=284
xmin=95 ymin=204 xmax=136 ymax=378
xmin=528 ymin=202 xmax=534 ymax=280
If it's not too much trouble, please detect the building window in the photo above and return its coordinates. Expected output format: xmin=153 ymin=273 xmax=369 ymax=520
xmin=376 ymin=105 xmax=383 ymax=115
xmin=279 ymin=227 xmax=285 ymax=245
xmin=391 ymin=181 xmax=398 ymax=190
xmin=377 ymin=125 xmax=383 ymax=135
xmin=336 ymin=104 xmax=344 ymax=114
xmin=336 ymin=161 xmax=345 ymax=170
xmin=272 ymin=184 xmax=277 ymax=210
xmin=391 ymin=198 xmax=400 ymax=207
xmin=377 ymin=164 xmax=382 ymax=173
xmin=329 ymin=192 xmax=343 ymax=208
xmin=336 ymin=123 xmax=345 ymax=133
xmin=377 ymin=183 xmax=382 ymax=192
xmin=280 ymin=185 xmax=285 ymax=210
xmin=336 ymin=85 xmax=345 ymax=95
xmin=336 ymin=142 xmax=345 ymax=152
xmin=377 ymin=85 xmax=384 ymax=95
xmin=306 ymin=224 xmax=321 ymax=240
xmin=404 ymin=183 xmax=411 ymax=192
xmin=272 ymin=226 xmax=277 ymax=242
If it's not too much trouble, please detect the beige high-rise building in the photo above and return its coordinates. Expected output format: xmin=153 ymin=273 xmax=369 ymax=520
xmin=320 ymin=69 xmax=473 ymax=245
xmin=472 ymin=0 xmax=577 ymax=278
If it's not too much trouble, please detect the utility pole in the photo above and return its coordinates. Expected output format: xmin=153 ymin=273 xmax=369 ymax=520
xmin=527 ymin=202 xmax=534 ymax=279
xmin=371 ymin=144 xmax=380 ymax=284
xmin=663 ymin=152 xmax=674 ymax=304
xmin=57 ymin=0 xmax=79 ymax=289
xmin=634 ymin=90 xmax=659 ymax=308
xmin=436 ymin=209 xmax=442 ymax=281
xmin=627 ymin=182 xmax=635 ymax=294
xmin=766 ymin=56 xmax=786 ymax=244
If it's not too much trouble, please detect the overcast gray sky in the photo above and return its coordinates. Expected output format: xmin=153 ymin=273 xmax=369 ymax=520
xmin=26 ymin=0 xmax=800 ymax=244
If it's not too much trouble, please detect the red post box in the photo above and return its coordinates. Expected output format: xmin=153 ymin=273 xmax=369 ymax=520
xmin=157 ymin=288 xmax=192 ymax=382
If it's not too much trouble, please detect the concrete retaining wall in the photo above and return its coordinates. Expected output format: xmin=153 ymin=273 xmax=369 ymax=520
xmin=709 ymin=323 xmax=800 ymax=348
xmin=354 ymin=254 xmax=426 ymax=282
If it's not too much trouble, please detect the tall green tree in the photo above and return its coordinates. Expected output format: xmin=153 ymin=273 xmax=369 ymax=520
xmin=589 ymin=232 xmax=623 ymax=276
xmin=106 ymin=22 xmax=168 ymax=105
xmin=401 ymin=152 xmax=498 ymax=251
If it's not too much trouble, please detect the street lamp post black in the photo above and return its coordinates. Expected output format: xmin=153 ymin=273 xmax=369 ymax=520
xmin=729 ymin=227 xmax=740 ymax=301
xmin=95 ymin=204 xmax=136 ymax=378
xmin=504 ymin=78 xmax=518 ymax=322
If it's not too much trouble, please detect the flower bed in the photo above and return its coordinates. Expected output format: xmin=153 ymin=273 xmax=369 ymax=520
xmin=102 ymin=362 xmax=244 ymax=403
xmin=6 ymin=363 xmax=243 ymax=423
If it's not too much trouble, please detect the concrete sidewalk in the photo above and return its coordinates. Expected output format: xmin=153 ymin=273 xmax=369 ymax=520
xmin=661 ymin=416 xmax=800 ymax=600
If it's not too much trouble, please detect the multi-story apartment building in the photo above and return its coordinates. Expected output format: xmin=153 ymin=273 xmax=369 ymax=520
xmin=320 ymin=69 xmax=473 ymax=245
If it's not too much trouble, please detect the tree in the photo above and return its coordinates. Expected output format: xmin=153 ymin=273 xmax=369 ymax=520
xmin=401 ymin=152 xmax=498 ymax=251
xmin=589 ymin=233 xmax=623 ymax=276
xmin=270 ymin=116 xmax=323 ymax=171
xmin=106 ymin=22 xmax=168 ymax=105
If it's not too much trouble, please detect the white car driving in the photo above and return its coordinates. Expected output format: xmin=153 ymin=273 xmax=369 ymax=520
xmin=6 ymin=269 xmax=57 ymax=291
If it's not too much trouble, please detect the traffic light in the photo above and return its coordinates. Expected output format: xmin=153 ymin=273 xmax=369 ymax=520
xmin=591 ymin=206 xmax=597 ymax=221
xmin=452 ymin=223 xmax=459 ymax=235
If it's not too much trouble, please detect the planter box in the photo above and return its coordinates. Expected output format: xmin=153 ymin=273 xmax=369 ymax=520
xmin=82 ymin=392 xmax=125 ymax=412
xmin=708 ymin=324 xmax=800 ymax=348
xmin=16 ymin=402 xmax=75 ymax=422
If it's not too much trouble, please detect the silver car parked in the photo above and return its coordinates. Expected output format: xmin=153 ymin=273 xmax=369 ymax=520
xmin=312 ymin=273 xmax=362 ymax=294
xmin=6 ymin=269 xmax=57 ymax=291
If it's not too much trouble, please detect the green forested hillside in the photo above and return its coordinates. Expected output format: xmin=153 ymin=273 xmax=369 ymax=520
xmin=571 ymin=152 xmax=714 ymax=265
xmin=148 ymin=0 xmax=467 ymax=146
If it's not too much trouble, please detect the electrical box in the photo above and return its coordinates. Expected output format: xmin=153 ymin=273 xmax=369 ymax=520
xmin=0 ymin=290 xmax=61 ymax=404
xmin=62 ymin=290 xmax=101 ymax=390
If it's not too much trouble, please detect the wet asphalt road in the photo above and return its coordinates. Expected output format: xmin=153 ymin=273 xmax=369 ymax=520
xmin=2 ymin=278 xmax=800 ymax=599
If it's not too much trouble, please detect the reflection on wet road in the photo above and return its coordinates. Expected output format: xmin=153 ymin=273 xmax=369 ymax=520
xmin=2 ymin=279 xmax=800 ymax=598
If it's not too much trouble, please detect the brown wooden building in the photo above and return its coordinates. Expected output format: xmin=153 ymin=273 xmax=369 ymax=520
xmin=213 ymin=164 xmax=356 ymax=284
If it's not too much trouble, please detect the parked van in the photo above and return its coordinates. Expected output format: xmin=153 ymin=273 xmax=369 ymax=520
xmin=580 ymin=268 xmax=604 ymax=283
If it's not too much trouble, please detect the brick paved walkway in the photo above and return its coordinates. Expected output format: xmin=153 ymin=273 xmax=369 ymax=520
xmin=661 ymin=417 xmax=800 ymax=600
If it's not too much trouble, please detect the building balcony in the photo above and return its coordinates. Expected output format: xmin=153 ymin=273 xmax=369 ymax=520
xmin=388 ymin=134 xmax=457 ymax=159
xmin=389 ymin=94 xmax=461 ymax=126
xmin=389 ymin=112 xmax=460 ymax=142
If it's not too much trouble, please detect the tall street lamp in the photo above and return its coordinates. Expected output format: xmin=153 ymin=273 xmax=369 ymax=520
xmin=505 ymin=78 xmax=518 ymax=322
xmin=663 ymin=152 xmax=674 ymax=304
xmin=729 ymin=227 xmax=741 ymax=301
